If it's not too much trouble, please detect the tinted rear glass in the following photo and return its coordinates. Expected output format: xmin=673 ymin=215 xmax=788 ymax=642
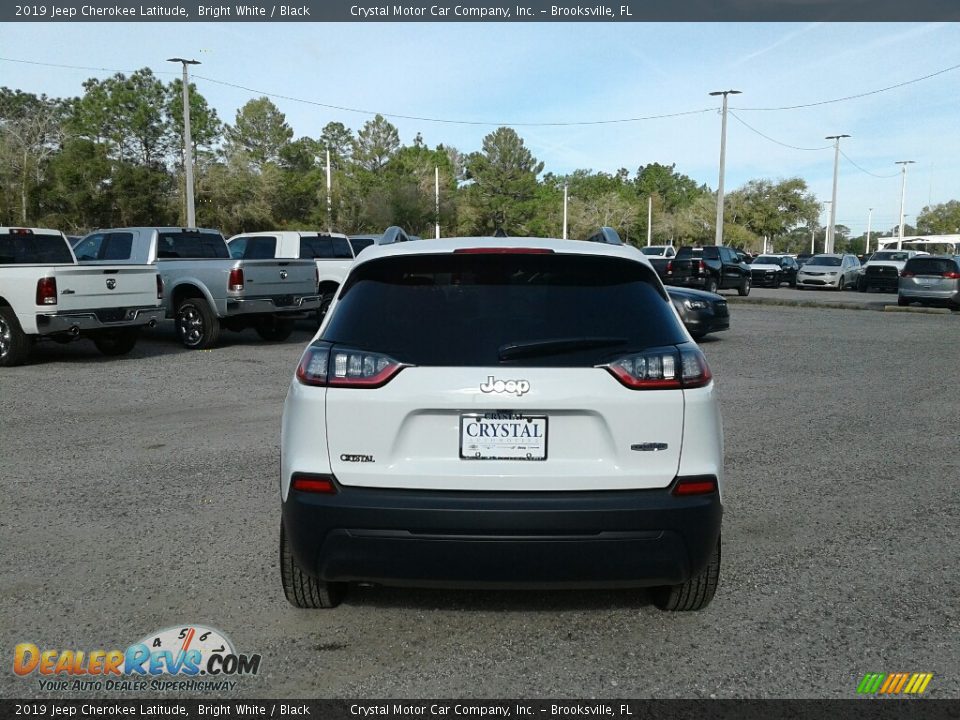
xmin=323 ymin=253 xmax=685 ymax=367
xmin=102 ymin=233 xmax=133 ymax=260
xmin=243 ymin=236 xmax=277 ymax=259
xmin=905 ymin=257 xmax=958 ymax=274
xmin=0 ymin=233 xmax=73 ymax=264
xmin=349 ymin=238 xmax=376 ymax=255
xmin=157 ymin=232 xmax=228 ymax=259
xmin=808 ymin=255 xmax=842 ymax=267
xmin=301 ymin=235 xmax=353 ymax=259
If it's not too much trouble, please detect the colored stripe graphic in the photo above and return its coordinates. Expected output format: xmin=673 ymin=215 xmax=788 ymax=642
xmin=858 ymin=672 xmax=933 ymax=695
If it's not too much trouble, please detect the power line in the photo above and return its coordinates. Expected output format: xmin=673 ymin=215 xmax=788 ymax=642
xmin=839 ymin=150 xmax=900 ymax=179
xmin=732 ymin=60 xmax=960 ymax=111
xmin=3 ymin=53 xmax=960 ymax=127
xmin=0 ymin=55 xmax=713 ymax=127
xmin=728 ymin=111 xmax=832 ymax=151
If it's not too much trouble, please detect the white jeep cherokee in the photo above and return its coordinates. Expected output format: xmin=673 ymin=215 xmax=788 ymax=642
xmin=279 ymin=232 xmax=724 ymax=611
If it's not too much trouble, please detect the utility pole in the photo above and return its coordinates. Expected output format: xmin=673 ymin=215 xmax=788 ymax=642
xmin=824 ymin=134 xmax=850 ymax=254
xmin=168 ymin=58 xmax=201 ymax=227
xmin=435 ymin=166 xmax=440 ymax=240
xmin=895 ymin=160 xmax=915 ymax=250
xmin=810 ymin=226 xmax=815 ymax=254
xmin=562 ymin=183 xmax=568 ymax=240
xmin=709 ymin=90 xmax=741 ymax=246
xmin=647 ymin=196 xmax=653 ymax=246
xmin=325 ymin=148 xmax=332 ymax=233
xmin=865 ymin=208 xmax=873 ymax=255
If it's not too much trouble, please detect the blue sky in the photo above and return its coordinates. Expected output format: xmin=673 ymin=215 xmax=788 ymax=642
xmin=2 ymin=21 xmax=958 ymax=234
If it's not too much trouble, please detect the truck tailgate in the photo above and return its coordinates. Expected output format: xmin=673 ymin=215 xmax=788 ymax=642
xmin=241 ymin=259 xmax=317 ymax=296
xmin=53 ymin=265 xmax=158 ymax=311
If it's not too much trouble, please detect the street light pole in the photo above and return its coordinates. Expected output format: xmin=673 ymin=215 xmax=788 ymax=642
xmin=865 ymin=207 xmax=873 ymax=255
xmin=647 ymin=195 xmax=652 ymax=246
xmin=562 ymin=182 xmax=568 ymax=240
xmin=709 ymin=89 xmax=741 ymax=246
xmin=895 ymin=160 xmax=915 ymax=250
xmin=167 ymin=58 xmax=201 ymax=228
xmin=824 ymin=134 xmax=850 ymax=254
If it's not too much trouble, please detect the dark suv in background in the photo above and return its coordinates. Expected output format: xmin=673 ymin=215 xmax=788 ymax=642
xmin=664 ymin=245 xmax=751 ymax=296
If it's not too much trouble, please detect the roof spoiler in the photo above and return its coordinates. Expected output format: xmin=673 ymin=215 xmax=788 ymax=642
xmin=584 ymin=227 xmax=623 ymax=245
xmin=377 ymin=226 xmax=412 ymax=245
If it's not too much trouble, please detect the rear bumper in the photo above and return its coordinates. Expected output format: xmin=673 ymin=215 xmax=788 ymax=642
xmin=898 ymin=286 xmax=959 ymax=302
xmin=864 ymin=275 xmax=899 ymax=291
xmin=35 ymin=306 xmax=163 ymax=335
xmin=225 ymin=294 xmax=321 ymax=316
xmin=282 ymin=481 xmax=722 ymax=589
xmin=669 ymin=276 xmax=708 ymax=289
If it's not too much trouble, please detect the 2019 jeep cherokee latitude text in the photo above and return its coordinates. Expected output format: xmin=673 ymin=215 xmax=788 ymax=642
xmin=279 ymin=235 xmax=724 ymax=611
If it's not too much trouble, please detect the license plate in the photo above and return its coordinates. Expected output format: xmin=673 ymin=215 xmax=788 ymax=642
xmin=459 ymin=413 xmax=547 ymax=461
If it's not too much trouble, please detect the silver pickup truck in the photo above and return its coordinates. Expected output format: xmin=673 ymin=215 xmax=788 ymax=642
xmin=0 ymin=227 xmax=164 ymax=367
xmin=73 ymin=227 xmax=320 ymax=349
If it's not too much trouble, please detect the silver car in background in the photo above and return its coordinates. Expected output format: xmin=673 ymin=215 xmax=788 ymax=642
xmin=795 ymin=253 xmax=860 ymax=290
xmin=898 ymin=255 xmax=960 ymax=310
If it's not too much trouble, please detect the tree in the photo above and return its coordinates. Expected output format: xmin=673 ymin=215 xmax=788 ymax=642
xmin=0 ymin=89 xmax=68 ymax=224
xmin=166 ymin=79 xmax=222 ymax=162
xmin=353 ymin=114 xmax=399 ymax=172
xmin=319 ymin=122 xmax=353 ymax=170
xmin=462 ymin=127 xmax=544 ymax=234
xmin=634 ymin=163 xmax=708 ymax=213
xmin=725 ymin=178 xmax=819 ymax=248
xmin=224 ymin=97 xmax=293 ymax=169
xmin=916 ymin=200 xmax=960 ymax=235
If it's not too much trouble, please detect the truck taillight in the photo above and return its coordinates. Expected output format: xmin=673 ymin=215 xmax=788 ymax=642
xmin=698 ymin=260 xmax=707 ymax=273
xmin=36 ymin=277 xmax=57 ymax=305
xmin=666 ymin=260 xmax=673 ymax=275
xmin=601 ymin=345 xmax=712 ymax=390
xmin=228 ymin=268 xmax=244 ymax=291
xmin=296 ymin=343 xmax=407 ymax=388
xmin=156 ymin=274 xmax=164 ymax=299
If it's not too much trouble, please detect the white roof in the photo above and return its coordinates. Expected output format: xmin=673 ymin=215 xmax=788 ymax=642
xmin=355 ymin=236 xmax=653 ymax=268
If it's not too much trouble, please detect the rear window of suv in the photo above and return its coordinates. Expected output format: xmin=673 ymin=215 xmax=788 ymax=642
xmin=0 ymin=232 xmax=73 ymax=264
xmin=323 ymin=253 xmax=685 ymax=367
xmin=904 ymin=257 xmax=959 ymax=275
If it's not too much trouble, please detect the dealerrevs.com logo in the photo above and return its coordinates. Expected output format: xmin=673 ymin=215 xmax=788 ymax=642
xmin=13 ymin=625 xmax=261 ymax=692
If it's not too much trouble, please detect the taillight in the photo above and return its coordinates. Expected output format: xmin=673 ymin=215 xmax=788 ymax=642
xmin=666 ymin=260 xmax=673 ymax=275
xmin=296 ymin=343 xmax=407 ymax=388
xmin=156 ymin=274 xmax=164 ymax=299
xmin=698 ymin=260 xmax=707 ymax=273
xmin=943 ymin=271 xmax=960 ymax=279
xmin=672 ymin=475 xmax=718 ymax=496
xmin=228 ymin=268 xmax=244 ymax=291
xmin=290 ymin=473 xmax=337 ymax=494
xmin=36 ymin=277 xmax=57 ymax=305
xmin=900 ymin=271 xmax=914 ymax=278
xmin=601 ymin=345 xmax=712 ymax=390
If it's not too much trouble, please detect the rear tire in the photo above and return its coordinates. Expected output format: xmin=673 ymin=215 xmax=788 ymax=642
xmin=653 ymin=537 xmax=720 ymax=612
xmin=280 ymin=523 xmax=345 ymax=609
xmin=92 ymin=327 xmax=140 ymax=356
xmin=255 ymin=317 xmax=295 ymax=342
xmin=0 ymin=307 xmax=31 ymax=367
xmin=176 ymin=298 xmax=220 ymax=349
xmin=738 ymin=276 xmax=751 ymax=297
xmin=316 ymin=293 xmax=334 ymax=326
xmin=704 ymin=278 xmax=718 ymax=295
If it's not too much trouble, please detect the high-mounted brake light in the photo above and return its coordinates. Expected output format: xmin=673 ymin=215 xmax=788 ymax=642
xmin=672 ymin=476 xmax=718 ymax=496
xmin=228 ymin=268 xmax=244 ymax=291
xmin=11 ymin=228 xmax=33 ymax=235
xmin=296 ymin=344 xmax=407 ymax=388
xmin=291 ymin=473 xmax=337 ymax=494
xmin=36 ymin=277 xmax=57 ymax=305
xmin=453 ymin=247 xmax=554 ymax=254
xmin=601 ymin=345 xmax=712 ymax=390
xmin=156 ymin=274 xmax=164 ymax=299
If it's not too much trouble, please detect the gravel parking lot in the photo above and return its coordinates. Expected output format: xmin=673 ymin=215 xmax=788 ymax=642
xmin=2 ymin=300 xmax=958 ymax=699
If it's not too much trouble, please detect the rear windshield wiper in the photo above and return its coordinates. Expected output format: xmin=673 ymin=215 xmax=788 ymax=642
xmin=498 ymin=337 xmax=628 ymax=361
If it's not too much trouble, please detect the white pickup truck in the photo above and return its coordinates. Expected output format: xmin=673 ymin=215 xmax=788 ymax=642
xmin=0 ymin=227 xmax=164 ymax=367
xmin=73 ymin=227 xmax=321 ymax=348
xmin=226 ymin=228 xmax=408 ymax=321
